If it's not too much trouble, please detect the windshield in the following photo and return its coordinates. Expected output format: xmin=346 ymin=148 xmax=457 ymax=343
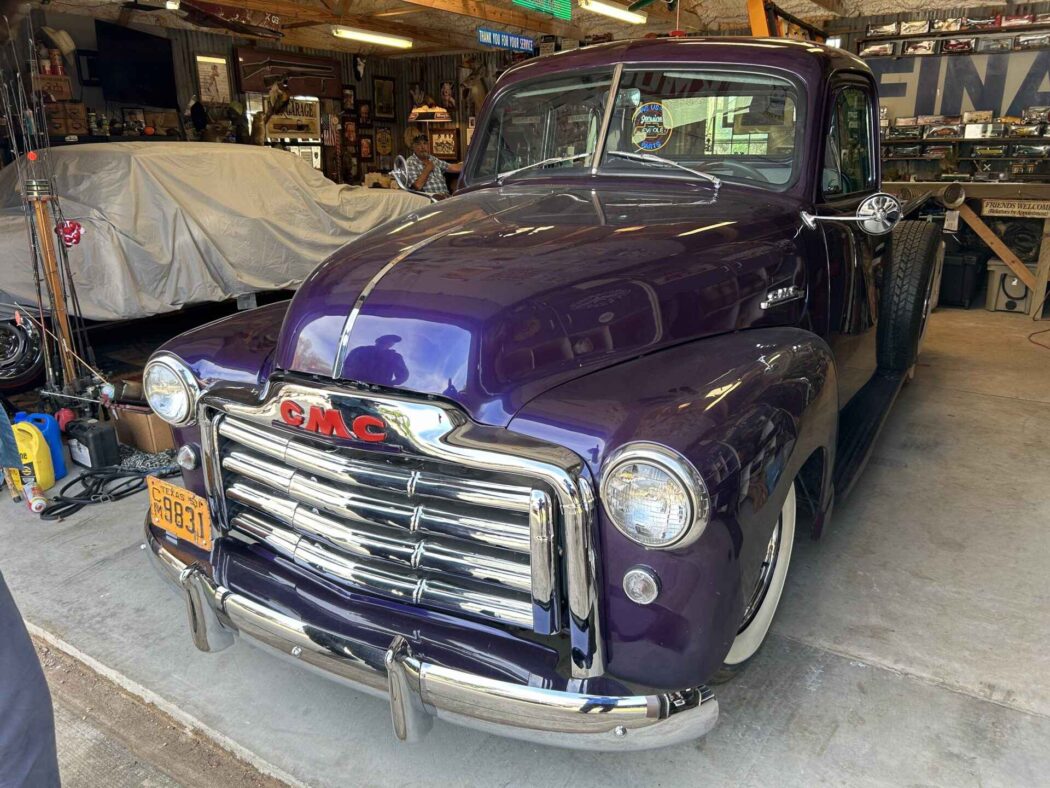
xmin=471 ymin=70 xmax=613 ymax=182
xmin=470 ymin=67 xmax=802 ymax=190
xmin=603 ymin=69 xmax=801 ymax=188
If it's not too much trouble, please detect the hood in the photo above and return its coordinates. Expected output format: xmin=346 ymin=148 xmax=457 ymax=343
xmin=275 ymin=182 xmax=807 ymax=426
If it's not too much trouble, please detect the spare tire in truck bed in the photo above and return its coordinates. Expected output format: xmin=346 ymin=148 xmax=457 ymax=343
xmin=877 ymin=220 xmax=939 ymax=373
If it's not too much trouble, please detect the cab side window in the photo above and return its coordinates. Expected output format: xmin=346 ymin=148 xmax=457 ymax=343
xmin=823 ymin=86 xmax=875 ymax=197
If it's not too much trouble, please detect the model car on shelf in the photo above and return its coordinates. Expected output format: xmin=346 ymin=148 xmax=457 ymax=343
xmin=941 ymin=38 xmax=977 ymax=53
xmin=142 ymin=39 xmax=940 ymax=751
xmin=0 ymin=143 xmax=430 ymax=391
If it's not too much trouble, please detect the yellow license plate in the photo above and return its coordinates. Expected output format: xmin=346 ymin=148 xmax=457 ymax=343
xmin=147 ymin=476 xmax=212 ymax=550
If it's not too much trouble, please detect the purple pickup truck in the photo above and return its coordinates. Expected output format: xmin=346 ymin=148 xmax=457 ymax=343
xmin=142 ymin=38 xmax=938 ymax=750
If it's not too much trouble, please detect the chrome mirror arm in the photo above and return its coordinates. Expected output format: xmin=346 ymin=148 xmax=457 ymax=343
xmin=800 ymin=212 xmax=864 ymax=229
xmin=800 ymin=192 xmax=902 ymax=236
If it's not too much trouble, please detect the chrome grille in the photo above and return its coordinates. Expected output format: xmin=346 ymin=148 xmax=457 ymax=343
xmin=212 ymin=414 xmax=555 ymax=632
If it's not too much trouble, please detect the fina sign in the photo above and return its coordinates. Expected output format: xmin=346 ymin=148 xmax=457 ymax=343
xmin=871 ymin=50 xmax=1050 ymax=118
xmin=477 ymin=27 xmax=535 ymax=52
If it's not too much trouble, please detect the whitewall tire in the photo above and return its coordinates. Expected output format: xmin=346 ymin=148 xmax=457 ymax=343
xmin=723 ymin=481 xmax=796 ymax=667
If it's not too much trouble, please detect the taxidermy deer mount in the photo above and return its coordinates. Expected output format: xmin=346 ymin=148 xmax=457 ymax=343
xmin=459 ymin=55 xmax=496 ymax=115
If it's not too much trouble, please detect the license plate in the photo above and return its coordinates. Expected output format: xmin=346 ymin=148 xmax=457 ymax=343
xmin=147 ymin=476 xmax=212 ymax=550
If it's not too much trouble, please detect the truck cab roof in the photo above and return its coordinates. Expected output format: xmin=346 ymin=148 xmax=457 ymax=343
xmin=498 ymin=37 xmax=871 ymax=93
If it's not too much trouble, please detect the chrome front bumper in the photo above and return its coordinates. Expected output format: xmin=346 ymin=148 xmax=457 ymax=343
xmin=147 ymin=531 xmax=719 ymax=751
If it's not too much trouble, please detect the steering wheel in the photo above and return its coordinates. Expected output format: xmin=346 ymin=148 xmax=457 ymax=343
xmin=392 ymin=155 xmax=439 ymax=202
xmin=392 ymin=155 xmax=412 ymax=190
xmin=696 ymin=159 xmax=769 ymax=182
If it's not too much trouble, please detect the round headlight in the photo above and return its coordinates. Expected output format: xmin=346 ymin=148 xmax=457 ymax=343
xmin=600 ymin=443 xmax=709 ymax=549
xmin=143 ymin=355 xmax=199 ymax=426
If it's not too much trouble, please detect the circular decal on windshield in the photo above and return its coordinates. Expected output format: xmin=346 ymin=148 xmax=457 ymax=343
xmin=632 ymin=101 xmax=673 ymax=152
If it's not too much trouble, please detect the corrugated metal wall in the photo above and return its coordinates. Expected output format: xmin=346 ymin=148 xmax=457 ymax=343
xmin=42 ymin=10 xmax=509 ymax=159
xmin=173 ymin=32 xmax=513 ymax=160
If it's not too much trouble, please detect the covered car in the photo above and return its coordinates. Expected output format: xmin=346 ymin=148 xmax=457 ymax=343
xmin=0 ymin=142 xmax=428 ymax=388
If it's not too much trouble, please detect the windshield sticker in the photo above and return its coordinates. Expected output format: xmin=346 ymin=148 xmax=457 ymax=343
xmin=632 ymin=102 xmax=673 ymax=152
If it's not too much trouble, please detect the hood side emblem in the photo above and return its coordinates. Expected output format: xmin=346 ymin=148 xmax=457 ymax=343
xmin=760 ymin=285 xmax=804 ymax=310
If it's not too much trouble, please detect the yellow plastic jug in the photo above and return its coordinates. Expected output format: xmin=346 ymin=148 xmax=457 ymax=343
xmin=13 ymin=421 xmax=55 ymax=491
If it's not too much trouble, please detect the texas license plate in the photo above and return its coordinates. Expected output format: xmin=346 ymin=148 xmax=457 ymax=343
xmin=147 ymin=476 xmax=212 ymax=550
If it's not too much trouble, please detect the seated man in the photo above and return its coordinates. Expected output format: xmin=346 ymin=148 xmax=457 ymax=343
xmin=404 ymin=134 xmax=463 ymax=199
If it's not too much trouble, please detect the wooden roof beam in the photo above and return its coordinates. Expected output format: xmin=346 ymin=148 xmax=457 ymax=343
xmin=803 ymin=0 xmax=843 ymax=16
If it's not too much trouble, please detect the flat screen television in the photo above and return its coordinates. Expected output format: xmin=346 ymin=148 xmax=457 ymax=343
xmin=94 ymin=21 xmax=178 ymax=108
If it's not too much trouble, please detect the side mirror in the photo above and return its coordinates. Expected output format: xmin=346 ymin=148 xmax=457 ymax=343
xmin=800 ymin=192 xmax=902 ymax=236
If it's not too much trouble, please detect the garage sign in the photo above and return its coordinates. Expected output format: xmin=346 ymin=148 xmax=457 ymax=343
xmin=981 ymin=199 xmax=1050 ymax=218
xmin=265 ymin=97 xmax=321 ymax=140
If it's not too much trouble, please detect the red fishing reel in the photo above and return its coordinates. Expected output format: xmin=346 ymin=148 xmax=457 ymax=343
xmin=55 ymin=219 xmax=83 ymax=248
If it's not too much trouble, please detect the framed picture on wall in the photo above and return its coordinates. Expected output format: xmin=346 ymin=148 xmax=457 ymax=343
xmin=341 ymin=86 xmax=356 ymax=114
xmin=430 ymin=129 xmax=459 ymax=161
xmin=373 ymin=76 xmax=396 ymax=120
xmin=195 ymin=54 xmax=232 ymax=105
xmin=356 ymin=99 xmax=373 ymax=128
xmin=375 ymin=127 xmax=393 ymax=156
xmin=439 ymin=81 xmax=456 ymax=111
xmin=122 ymin=107 xmax=145 ymax=132
xmin=359 ymin=133 xmax=374 ymax=161
xmin=76 ymin=50 xmax=100 ymax=87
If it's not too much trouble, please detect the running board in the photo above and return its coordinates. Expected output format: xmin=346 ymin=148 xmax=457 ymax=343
xmin=833 ymin=370 xmax=906 ymax=500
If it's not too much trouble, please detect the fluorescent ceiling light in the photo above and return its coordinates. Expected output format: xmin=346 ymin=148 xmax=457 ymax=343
xmin=165 ymin=0 xmax=179 ymax=8
xmin=331 ymin=25 xmax=413 ymax=49
xmin=579 ymin=0 xmax=646 ymax=24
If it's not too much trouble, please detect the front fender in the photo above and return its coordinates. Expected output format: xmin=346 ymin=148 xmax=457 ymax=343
xmin=508 ymin=327 xmax=837 ymax=690
xmin=154 ymin=301 xmax=289 ymax=502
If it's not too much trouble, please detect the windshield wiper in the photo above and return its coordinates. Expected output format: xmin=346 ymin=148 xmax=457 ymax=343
xmin=606 ymin=150 xmax=721 ymax=191
xmin=497 ymin=153 xmax=590 ymax=183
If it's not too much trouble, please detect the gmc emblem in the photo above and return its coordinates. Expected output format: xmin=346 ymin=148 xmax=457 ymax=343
xmin=279 ymin=401 xmax=387 ymax=443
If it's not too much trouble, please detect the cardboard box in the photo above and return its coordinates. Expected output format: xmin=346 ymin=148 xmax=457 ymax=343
xmin=30 ymin=74 xmax=72 ymax=101
xmin=109 ymin=405 xmax=175 ymax=454
xmin=64 ymin=102 xmax=87 ymax=122
xmin=64 ymin=115 xmax=88 ymax=135
xmin=144 ymin=111 xmax=179 ymax=133
xmin=45 ymin=104 xmax=67 ymax=135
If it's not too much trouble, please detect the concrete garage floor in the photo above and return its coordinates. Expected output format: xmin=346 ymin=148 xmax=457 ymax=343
xmin=2 ymin=307 xmax=1049 ymax=787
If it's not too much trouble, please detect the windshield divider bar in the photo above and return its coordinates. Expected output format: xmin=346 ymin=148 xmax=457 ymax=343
xmin=591 ymin=63 xmax=623 ymax=177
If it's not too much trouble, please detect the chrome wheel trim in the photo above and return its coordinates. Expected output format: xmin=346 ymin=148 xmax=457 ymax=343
xmin=724 ymin=482 xmax=796 ymax=666
xmin=0 ymin=319 xmax=42 ymax=381
xmin=739 ymin=515 xmax=781 ymax=631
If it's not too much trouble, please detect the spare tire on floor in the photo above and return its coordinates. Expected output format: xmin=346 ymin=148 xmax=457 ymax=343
xmin=877 ymin=220 xmax=940 ymax=373
xmin=0 ymin=318 xmax=44 ymax=393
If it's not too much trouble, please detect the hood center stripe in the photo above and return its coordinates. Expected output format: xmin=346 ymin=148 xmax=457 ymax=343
xmin=326 ymin=191 xmax=557 ymax=380
xmin=330 ymin=227 xmax=459 ymax=378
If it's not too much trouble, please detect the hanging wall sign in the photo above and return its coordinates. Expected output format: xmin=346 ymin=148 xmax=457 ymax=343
xmin=236 ymin=48 xmax=341 ymax=99
xmin=182 ymin=1 xmax=281 ymax=39
xmin=477 ymin=28 xmax=535 ymax=53
xmin=512 ymin=0 xmax=571 ymax=20
xmin=265 ymin=96 xmax=321 ymax=139
xmin=981 ymin=198 xmax=1050 ymax=218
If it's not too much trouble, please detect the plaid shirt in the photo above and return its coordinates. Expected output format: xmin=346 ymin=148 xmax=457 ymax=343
xmin=404 ymin=153 xmax=449 ymax=195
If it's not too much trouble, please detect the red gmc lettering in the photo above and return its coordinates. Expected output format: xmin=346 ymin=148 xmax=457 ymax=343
xmin=305 ymin=405 xmax=352 ymax=439
xmin=351 ymin=415 xmax=387 ymax=442
xmin=280 ymin=400 xmax=387 ymax=443
xmin=280 ymin=400 xmax=305 ymax=427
